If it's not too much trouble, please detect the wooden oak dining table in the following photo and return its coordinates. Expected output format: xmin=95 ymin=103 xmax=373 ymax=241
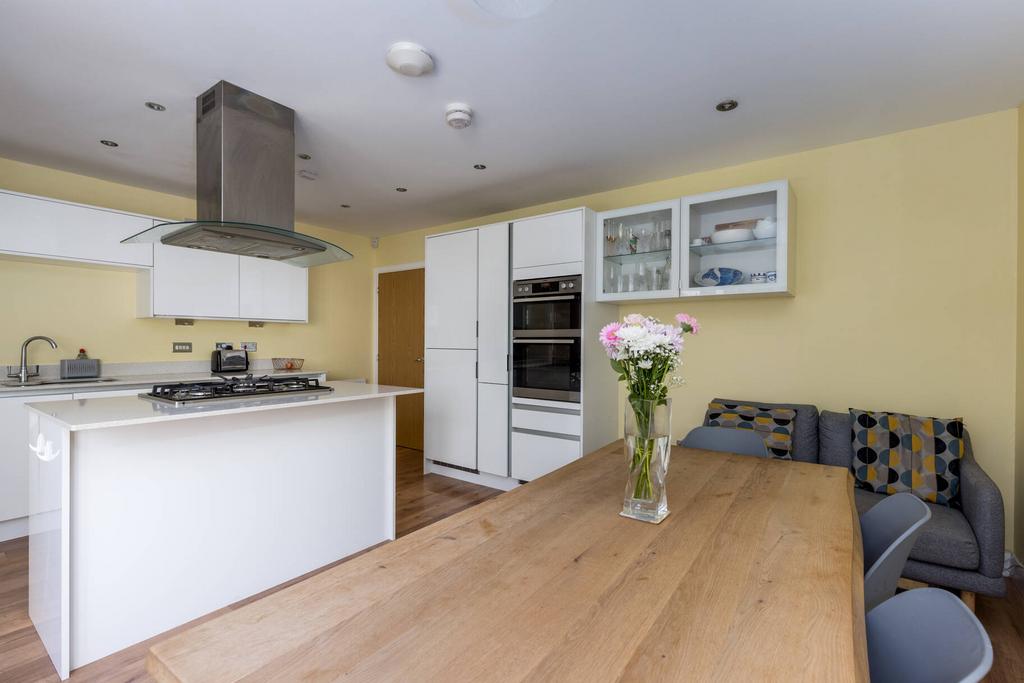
xmin=147 ymin=441 xmax=868 ymax=682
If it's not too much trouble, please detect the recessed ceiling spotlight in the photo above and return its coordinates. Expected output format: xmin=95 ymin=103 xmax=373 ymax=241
xmin=144 ymin=101 xmax=166 ymax=112
xmin=100 ymin=139 xmax=119 ymax=147
xmin=473 ymin=164 xmax=487 ymax=170
xmin=386 ymin=42 xmax=434 ymax=77
xmin=715 ymin=99 xmax=739 ymax=112
xmin=445 ymin=103 xmax=473 ymax=129
xmin=340 ymin=204 xmax=351 ymax=208
xmin=297 ymin=153 xmax=312 ymax=160
xmin=395 ymin=187 xmax=408 ymax=192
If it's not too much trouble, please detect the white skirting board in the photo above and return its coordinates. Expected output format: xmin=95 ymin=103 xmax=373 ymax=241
xmin=0 ymin=515 xmax=28 ymax=543
xmin=426 ymin=459 xmax=520 ymax=492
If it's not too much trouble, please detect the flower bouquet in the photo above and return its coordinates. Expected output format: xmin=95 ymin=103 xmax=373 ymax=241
xmin=599 ymin=313 xmax=699 ymax=523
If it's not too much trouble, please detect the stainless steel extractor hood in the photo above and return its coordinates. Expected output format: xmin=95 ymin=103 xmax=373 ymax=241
xmin=123 ymin=81 xmax=352 ymax=267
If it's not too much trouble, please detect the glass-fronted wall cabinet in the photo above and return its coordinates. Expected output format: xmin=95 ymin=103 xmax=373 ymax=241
xmin=595 ymin=199 xmax=680 ymax=301
xmin=681 ymin=179 xmax=794 ymax=298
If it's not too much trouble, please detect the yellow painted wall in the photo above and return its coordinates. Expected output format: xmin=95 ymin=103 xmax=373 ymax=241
xmin=1017 ymin=105 xmax=1024 ymax=557
xmin=0 ymin=157 xmax=374 ymax=381
xmin=377 ymin=110 xmax=1022 ymax=551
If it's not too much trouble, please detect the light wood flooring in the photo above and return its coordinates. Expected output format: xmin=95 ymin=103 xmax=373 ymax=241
xmin=1 ymin=449 xmax=1022 ymax=681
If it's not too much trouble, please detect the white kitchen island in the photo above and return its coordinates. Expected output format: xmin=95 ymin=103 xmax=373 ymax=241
xmin=24 ymin=381 xmax=422 ymax=679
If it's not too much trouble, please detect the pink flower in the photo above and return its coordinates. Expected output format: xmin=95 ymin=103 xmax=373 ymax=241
xmin=675 ymin=313 xmax=700 ymax=334
xmin=599 ymin=322 xmax=622 ymax=348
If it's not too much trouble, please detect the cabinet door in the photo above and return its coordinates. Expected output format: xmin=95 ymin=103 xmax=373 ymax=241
xmin=425 ymin=230 xmax=478 ymax=349
xmin=0 ymin=190 xmax=153 ymax=267
xmin=424 ymin=349 xmax=477 ymax=469
xmin=511 ymin=429 xmax=580 ymax=481
xmin=477 ymin=223 xmax=509 ymax=383
xmin=152 ymin=243 xmax=240 ymax=318
xmin=512 ymin=210 xmax=584 ymax=269
xmin=596 ymin=199 xmax=680 ymax=301
xmin=238 ymin=256 xmax=308 ymax=322
xmin=477 ymin=383 xmax=509 ymax=477
xmin=0 ymin=393 xmax=73 ymax=523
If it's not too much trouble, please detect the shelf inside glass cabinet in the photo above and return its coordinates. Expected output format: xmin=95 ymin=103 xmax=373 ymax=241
xmin=689 ymin=237 xmax=776 ymax=256
xmin=604 ymin=248 xmax=673 ymax=266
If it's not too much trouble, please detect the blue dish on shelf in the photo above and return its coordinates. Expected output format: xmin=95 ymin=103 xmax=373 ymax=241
xmin=694 ymin=267 xmax=744 ymax=287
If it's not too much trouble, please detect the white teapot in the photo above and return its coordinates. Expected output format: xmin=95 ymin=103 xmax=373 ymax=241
xmin=753 ymin=217 xmax=777 ymax=239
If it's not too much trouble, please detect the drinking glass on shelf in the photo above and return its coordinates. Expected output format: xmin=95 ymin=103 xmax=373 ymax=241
xmin=605 ymin=222 xmax=618 ymax=256
xmin=618 ymin=223 xmax=628 ymax=255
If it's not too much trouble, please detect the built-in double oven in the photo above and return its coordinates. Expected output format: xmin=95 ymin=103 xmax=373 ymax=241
xmin=511 ymin=275 xmax=582 ymax=402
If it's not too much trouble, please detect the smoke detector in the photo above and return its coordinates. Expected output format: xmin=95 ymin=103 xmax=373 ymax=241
xmin=386 ymin=42 xmax=434 ymax=77
xmin=445 ymin=103 xmax=473 ymax=129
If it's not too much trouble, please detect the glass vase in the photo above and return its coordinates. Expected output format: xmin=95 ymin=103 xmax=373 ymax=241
xmin=621 ymin=398 xmax=672 ymax=524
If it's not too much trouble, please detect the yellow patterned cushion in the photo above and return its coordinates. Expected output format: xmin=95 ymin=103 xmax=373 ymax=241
xmin=705 ymin=402 xmax=796 ymax=459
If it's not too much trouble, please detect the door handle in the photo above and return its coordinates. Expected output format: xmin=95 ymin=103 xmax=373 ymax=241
xmin=415 ymin=357 xmax=423 ymax=363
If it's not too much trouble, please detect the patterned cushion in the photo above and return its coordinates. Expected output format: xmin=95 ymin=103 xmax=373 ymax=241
xmin=850 ymin=409 xmax=964 ymax=506
xmin=705 ymin=402 xmax=797 ymax=459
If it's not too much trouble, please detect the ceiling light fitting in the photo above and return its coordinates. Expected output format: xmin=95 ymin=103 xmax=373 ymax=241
xmin=100 ymin=139 xmax=119 ymax=147
xmin=145 ymin=101 xmax=166 ymax=111
xmin=340 ymin=204 xmax=351 ymax=208
xmin=473 ymin=164 xmax=487 ymax=170
xmin=297 ymin=169 xmax=318 ymax=180
xmin=297 ymin=153 xmax=311 ymax=160
xmin=445 ymin=103 xmax=473 ymax=129
xmin=395 ymin=187 xmax=408 ymax=192
xmin=716 ymin=99 xmax=738 ymax=112
xmin=386 ymin=42 xmax=434 ymax=77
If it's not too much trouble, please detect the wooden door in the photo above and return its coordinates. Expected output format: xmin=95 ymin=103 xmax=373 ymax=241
xmin=378 ymin=268 xmax=425 ymax=450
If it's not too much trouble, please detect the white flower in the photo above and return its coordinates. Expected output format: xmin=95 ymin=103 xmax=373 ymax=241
xmin=637 ymin=359 xmax=653 ymax=369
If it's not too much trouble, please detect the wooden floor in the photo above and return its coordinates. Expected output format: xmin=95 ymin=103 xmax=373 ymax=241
xmin=1 ymin=450 xmax=1022 ymax=681
xmin=0 ymin=447 xmax=501 ymax=682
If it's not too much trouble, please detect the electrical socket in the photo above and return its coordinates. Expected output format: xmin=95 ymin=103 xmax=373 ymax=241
xmin=240 ymin=342 xmax=257 ymax=352
xmin=215 ymin=342 xmax=233 ymax=350
xmin=172 ymin=342 xmax=192 ymax=353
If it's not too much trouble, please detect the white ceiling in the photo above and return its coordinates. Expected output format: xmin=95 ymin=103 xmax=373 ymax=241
xmin=1 ymin=0 xmax=1022 ymax=237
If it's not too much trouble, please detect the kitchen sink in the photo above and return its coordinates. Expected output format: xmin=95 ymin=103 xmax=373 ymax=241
xmin=2 ymin=377 xmax=118 ymax=387
xmin=41 ymin=377 xmax=118 ymax=384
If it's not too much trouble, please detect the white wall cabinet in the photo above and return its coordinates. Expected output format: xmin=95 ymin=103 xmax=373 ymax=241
xmin=477 ymin=383 xmax=509 ymax=477
xmin=148 ymin=243 xmax=241 ymax=319
xmin=512 ymin=209 xmax=585 ymax=270
xmin=424 ymin=349 xmax=477 ymax=470
xmin=139 ymin=242 xmax=309 ymax=322
xmin=239 ymin=257 xmax=308 ymax=322
xmin=0 ymin=393 xmax=73 ymax=525
xmin=590 ymin=180 xmax=795 ymax=301
xmin=424 ymin=229 xmax=478 ymax=349
xmin=477 ymin=223 xmax=509 ymax=384
xmin=0 ymin=190 xmax=153 ymax=267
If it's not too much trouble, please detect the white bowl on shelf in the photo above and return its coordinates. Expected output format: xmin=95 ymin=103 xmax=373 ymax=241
xmin=710 ymin=228 xmax=754 ymax=245
xmin=753 ymin=218 xmax=777 ymax=239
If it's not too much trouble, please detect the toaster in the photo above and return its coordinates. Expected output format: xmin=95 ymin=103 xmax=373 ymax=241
xmin=211 ymin=348 xmax=248 ymax=373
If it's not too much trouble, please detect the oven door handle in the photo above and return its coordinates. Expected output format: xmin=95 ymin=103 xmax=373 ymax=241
xmin=512 ymin=295 xmax=578 ymax=303
xmin=513 ymin=338 xmax=577 ymax=344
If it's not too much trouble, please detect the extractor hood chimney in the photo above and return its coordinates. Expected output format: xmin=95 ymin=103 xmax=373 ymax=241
xmin=123 ymin=81 xmax=352 ymax=267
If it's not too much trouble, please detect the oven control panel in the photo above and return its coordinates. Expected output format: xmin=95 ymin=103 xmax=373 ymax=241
xmin=514 ymin=275 xmax=582 ymax=297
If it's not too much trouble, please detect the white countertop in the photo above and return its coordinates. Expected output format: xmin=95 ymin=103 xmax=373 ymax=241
xmin=25 ymin=381 xmax=422 ymax=431
xmin=0 ymin=369 xmax=326 ymax=398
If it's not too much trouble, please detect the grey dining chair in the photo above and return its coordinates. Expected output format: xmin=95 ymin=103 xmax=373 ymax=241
xmin=861 ymin=492 xmax=932 ymax=612
xmin=680 ymin=426 xmax=768 ymax=458
xmin=867 ymin=587 xmax=992 ymax=683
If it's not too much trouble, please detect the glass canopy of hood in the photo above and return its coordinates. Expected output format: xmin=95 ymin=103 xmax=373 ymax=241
xmin=122 ymin=220 xmax=354 ymax=268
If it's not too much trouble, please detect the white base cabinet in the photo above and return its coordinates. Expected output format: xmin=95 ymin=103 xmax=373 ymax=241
xmin=0 ymin=190 xmax=153 ymax=268
xmin=477 ymin=383 xmax=509 ymax=477
xmin=423 ymin=349 xmax=478 ymax=470
xmin=0 ymin=393 xmax=73 ymax=525
xmin=511 ymin=429 xmax=581 ymax=482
